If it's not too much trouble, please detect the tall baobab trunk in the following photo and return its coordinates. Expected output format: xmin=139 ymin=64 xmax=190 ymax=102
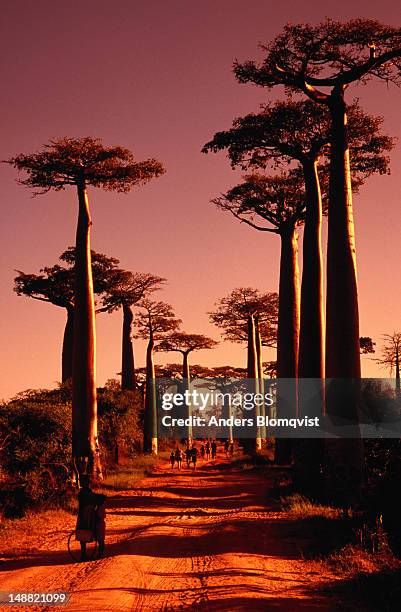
xmin=182 ymin=351 xmax=192 ymax=443
xmin=299 ymin=159 xmax=325 ymax=381
xmin=325 ymin=86 xmax=363 ymax=505
xmin=143 ymin=327 xmax=157 ymax=454
xmin=244 ymin=315 xmax=258 ymax=454
xmin=62 ymin=304 xmax=74 ymax=383
xmin=255 ymin=318 xmax=264 ymax=448
xmin=121 ymin=303 xmax=136 ymax=390
xmin=275 ymin=225 xmax=300 ymax=465
xmin=295 ymin=159 xmax=325 ymax=495
xmin=72 ymin=183 xmax=102 ymax=481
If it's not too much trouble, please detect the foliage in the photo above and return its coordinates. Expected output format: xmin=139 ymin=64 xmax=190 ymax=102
xmin=135 ymin=299 xmax=181 ymax=341
xmin=213 ymin=172 xmax=306 ymax=235
xmin=234 ymin=19 xmax=401 ymax=97
xmin=14 ymin=248 xmax=121 ymax=309
xmin=156 ymin=332 xmax=218 ymax=355
xmin=209 ymin=287 xmax=278 ymax=346
xmin=99 ymin=271 xmax=165 ymax=313
xmin=360 ymin=337 xmax=376 ymax=354
xmin=97 ymin=379 xmax=143 ymax=461
xmin=203 ymin=99 xmax=393 ymax=187
xmin=6 ymin=137 xmax=165 ymax=193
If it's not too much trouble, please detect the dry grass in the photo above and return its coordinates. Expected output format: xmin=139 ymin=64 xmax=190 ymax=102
xmin=283 ymin=494 xmax=343 ymax=520
xmin=0 ymin=454 xmax=163 ymax=558
xmin=0 ymin=508 xmax=75 ymax=556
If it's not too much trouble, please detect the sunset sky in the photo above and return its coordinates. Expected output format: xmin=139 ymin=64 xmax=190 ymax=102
xmin=1 ymin=0 xmax=400 ymax=399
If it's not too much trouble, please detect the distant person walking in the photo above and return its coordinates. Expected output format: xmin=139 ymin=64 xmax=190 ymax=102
xmin=224 ymin=440 xmax=230 ymax=456
xmin=211 ymin=440 xmax=217 ymax=460
xmin=229 ymin=442 xmax=234 ymax=457
xmin=185 ymin=447 xmax=192 ymax=469
xmin=174 ymin=447 xmax=182 ymax=470
xmin=170 ymin=450 xmax=175 ymax=469
xmin=205 ymin=441 xmax=211 ymax=460
xmin=200 ymin=444 xmax=205 ymax=460
xmin=191 ymin=446 xmax=198 ymax=470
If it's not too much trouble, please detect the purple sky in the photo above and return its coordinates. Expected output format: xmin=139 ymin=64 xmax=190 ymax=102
xmin=1 ymin=0 xmax=400 ymax=398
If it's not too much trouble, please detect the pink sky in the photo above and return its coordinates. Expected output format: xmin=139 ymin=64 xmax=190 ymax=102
xmin=1 ymin=0 xmax=400 ymax=399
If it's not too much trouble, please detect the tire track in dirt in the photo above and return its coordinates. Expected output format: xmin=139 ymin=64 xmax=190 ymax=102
xmin=0 ymin=454 xmax=353 ymax=611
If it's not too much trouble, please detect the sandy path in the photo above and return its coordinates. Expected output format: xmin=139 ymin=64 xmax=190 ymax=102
xmin=0 ymin=454 xmax=357 ymax=611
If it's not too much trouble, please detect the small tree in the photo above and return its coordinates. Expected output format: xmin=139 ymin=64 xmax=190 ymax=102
xmin=135 ymin=300 xmax=181 ymax=454
xmin=99 ymin=270 xmax=165 ymax=391
xmin=14 ymin=248 xmax=120 ymax=383
xmin=360 ymin=337 xmax=376 ymax=355
xmin=377 ymin=333 xmax=401 ymax=397
xmin=6 ymin=137 xmax=164 ymax=480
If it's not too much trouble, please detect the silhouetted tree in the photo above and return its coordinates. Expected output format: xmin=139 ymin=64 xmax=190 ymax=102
xmin=6 ymin=137 xmax=164 ymax=480
xmin=360 ymin=337 xmax=376 ymax=354
xmin=99 ymin=271 xmax=165 ymax=391
xmin=135 ymin=300 xmax=181 ymax=454
xmin=204 ymin=99 xmax=392 ymax=383
xmin=156 ymin=332 xmax=217 ymax=441
xmin=14 ymin=248 xmax=120 ymax=383
xmin=234 ymin=19 xmax=401 ymax=388
xmin=377 ymin=333 xmax=401 ymax=397
xmin=209 ymin=287 xmax=278 ymax=450
xmin=213 ymin=173 xmax=305 ymax=462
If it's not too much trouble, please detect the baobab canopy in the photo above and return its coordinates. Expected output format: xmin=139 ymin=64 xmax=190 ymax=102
xmin=6 ymin=137 xmax=165 ymax=193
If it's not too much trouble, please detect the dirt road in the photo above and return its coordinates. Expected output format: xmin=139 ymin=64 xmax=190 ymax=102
xmin=1 ymin=456 xmax=354 ymax=611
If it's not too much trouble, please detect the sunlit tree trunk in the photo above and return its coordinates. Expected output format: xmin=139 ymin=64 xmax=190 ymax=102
xmin=62 ymin=303 xmax=74 ymax=383
xmin=299 ymin=159 xmax=325 ymax=381
xmin=182 ymin=351 xmax=192 ymax=443
xmin=325 ymin=87 xmax=363 ymax=505
xmin=143 ymin=326 xmax=157 ymax=454
xmin=295 ymin=159 xmax=325 ymax=494
xmin=255 ymin=318 xmax=264 ymax=448
xmin=121 ymin=303 xmax=136 ymax=391
xmin=72 ymin=183 xmax=102 ymax=481
xmin=275 ymin=225 xmax=300 ymax=465
xmin=244 ymin=315 xmax=258 ymax=454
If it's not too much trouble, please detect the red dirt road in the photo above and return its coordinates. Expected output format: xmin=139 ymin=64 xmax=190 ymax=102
xmin=1 ymin=457 xmax=358 ymax=611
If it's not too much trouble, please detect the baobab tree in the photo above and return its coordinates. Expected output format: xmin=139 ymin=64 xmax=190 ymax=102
xmin=376 ymin=333 xmax=401 ymax=397
xmin=135 ymin=300 xmax=181 ymax=454
xmin=156 ymin=332 xmax=217 ymax=441
xmin=204 ymin=99 xmax=392 ymax=383
xmin=99 ymin=270 xmax=165 ymax=391
xmin=234 ymin=19 xmax=401 ymax=385
xmin=6 ymin=137 xmax=165 ymax=480
xmin=14 ymin=248 xmax=120 ymax=383
xmin=213 ymin=173 xmax=305 ymax=462
xmin=209 ymin=287 xmax=278 ymax=449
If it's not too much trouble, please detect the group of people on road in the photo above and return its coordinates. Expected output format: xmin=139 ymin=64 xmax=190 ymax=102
xmin=170 ymin=445 xmax=198 ymax=470
xmin=170 ymin=439 xmax=234 ymax=470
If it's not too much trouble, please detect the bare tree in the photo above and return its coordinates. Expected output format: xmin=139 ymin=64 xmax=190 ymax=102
xmin=376 ymin=333 xmax=401 ymax=397
xmin=6 ymin=137 xmax=164 ymax=480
